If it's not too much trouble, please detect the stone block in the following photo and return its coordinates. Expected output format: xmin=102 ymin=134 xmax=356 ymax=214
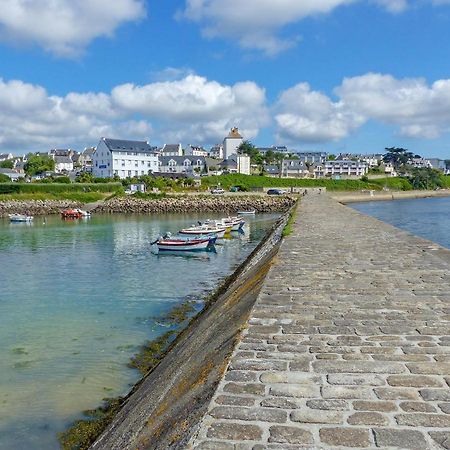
xmin=223 ymin=383 xmax=265 ymax=396
xmin=352 ymin=400 xmax=397 ymax=412
xmin=215 ymin=395 xmax=256 ymax=407
xmin=260 ymin=372 xmax=321 ymax=384
xmin=319 ymin=427 xmax=370 ymax=447
xmin=206 ymin=423 xmax=263 ymax=441
xmin=407 ymin=362 xmax=450 ymax=374
xmin=230 ymin=360 xmax=288 ymax=371
xmin=260 ymin=397 xmax=300 ymax=409
xmin=327 ymin=373 xmax=385 ymax=386
xmin=396 ymin=413 xmax=450 ymax=427
xmin=268 ymin=426 xmax=313 ymax=445
xmin=225 ymin=371 xmax=258 ymax=382
xmin=374 ymin=388 xmax=419 ymax=400
xmin=322 ymin=386 xmax=372 ymax=399
xmin=291 ymin=409 xmax=343 ymax=424
xmin=420 ymin=388 xmax=450 ymax=401
xmin=373 ymin=428 xmax=427 ymax=450
xmin=347 ymin=412 xmax=389 ymax=426
xmin=429 ymin=431 xmax=450 ymax=450
xmin=306 ymin=399 xmax=349 ymax=410
xmin=399 ymin=401 xmax=437 ymax=413
xmin=210 ymin=406 xmax=287 ymax=423
xmin=269 ymin=384 xmax=319 ymax=398
xmin=387 ymin=375 xmax=444 ymax=387
xmin=313 ymin=360 xmax=406 ymax=374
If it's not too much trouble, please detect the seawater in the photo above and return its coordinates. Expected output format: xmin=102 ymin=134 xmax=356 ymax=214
xmin=0 ymin=212 xmax=279 ymax=450
xmin=350 ymin=196 xmax=450 ymax=249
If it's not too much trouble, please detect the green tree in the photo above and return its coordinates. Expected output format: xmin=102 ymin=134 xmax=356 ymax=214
xmin=0 ymin=173 xmax=10 ymax=182
xmin=408 ymin=168 xmax=442 ymax=190
xmin=0 ymin=160 xmax=14 ymax=169
xmin=383 ymin=147 xmax=415 ymax=171
xmin=327 ymin=154 xmax=336 ymax=161
xmin=25 ymin=154 xmax=55 ymax=176
xmin=76 ymin=172 xmax=94 ymax=183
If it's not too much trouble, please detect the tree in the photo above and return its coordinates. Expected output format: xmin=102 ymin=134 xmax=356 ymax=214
xmin=0 ymin=160 xmax=14 ymax=169
xmin=408 ymin=168 xmax=442 ymax=190
xmin=327 ymin=154 xmax=336 ymax=161
xmin=25 ymin=154 xmax=55 ymax=176
xmin=0 ymin=173 xmax=10 ymax=182
xmin=76 ymin=172 xmax=94 ymax=183
xmin=383 ymin=147 xmax=415 ymax=170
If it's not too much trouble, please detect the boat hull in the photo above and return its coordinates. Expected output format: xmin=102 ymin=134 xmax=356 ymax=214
xmin=8 ymin=214 xmax=33 ymax=222
xmin=179 ymin=228 xmax=226 ymax=239
xmin=156 ymin=238 xmax=213 ymax=252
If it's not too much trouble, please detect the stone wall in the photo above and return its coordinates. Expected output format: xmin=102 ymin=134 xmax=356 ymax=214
xmin=0 ymin=200 xmax=82 ymax=217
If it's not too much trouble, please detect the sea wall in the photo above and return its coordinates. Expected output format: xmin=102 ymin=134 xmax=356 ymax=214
xmin=93 ymin=195 xmax=296 ymax=214
xmin=0 ymin=200 xmax=82 ymax=217
xmin=331 ymin=188 xmax=450 ymax=204
xmin=89 ymin=204 xmax=295 ymax=450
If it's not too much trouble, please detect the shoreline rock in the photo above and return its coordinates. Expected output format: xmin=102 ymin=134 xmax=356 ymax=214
xmin=93 ymin=195 xmax=296 ymax=214
xmin=0 ymin=200 xmax=83 ymax=217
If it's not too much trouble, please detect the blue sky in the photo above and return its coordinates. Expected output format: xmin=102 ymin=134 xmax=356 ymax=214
xmin=1 ymin=0 xmax=450 ymax=158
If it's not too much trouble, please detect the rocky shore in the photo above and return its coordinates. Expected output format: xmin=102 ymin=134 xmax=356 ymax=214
xmin=93 ymin=195 xmax=296 ymax=214
xmin=0 ymin=200 xmax=82 ymax=217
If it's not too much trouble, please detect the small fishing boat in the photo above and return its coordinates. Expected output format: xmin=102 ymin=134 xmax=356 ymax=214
xmin=8 ymin=214 xmax=33 ymax=223
xmin=152 ymin=234 xmax=216 ymax=252
xmin=179 ymin=225 xmax=227 ymax=238
xmin=75 ymin=209 xmax=91 ymax=217
xmin=205 ymin=216 xmax=245 ymax=232
xmin=61 ymin=209 xmax=82 ymax=219
xmin=237 ymin=210 xmax=256 ymax=215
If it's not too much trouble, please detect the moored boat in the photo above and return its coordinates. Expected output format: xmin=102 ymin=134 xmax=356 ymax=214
xmin=179 ymin=225 xmax=227 ymax=238
xmin=61 ymin=209 xmax=83 ymax=219
xmin=8 ymin=214 xmax=33 ymax=223
xmin=205 ymin=216 xmax=245 ymax=232
xmin=153 ymin=235 xmax=216 ymax=252
xmin=237 ymin=210 xmax=256 ymax=215
xmin=75 ymin=209 xmax=91 ymax=217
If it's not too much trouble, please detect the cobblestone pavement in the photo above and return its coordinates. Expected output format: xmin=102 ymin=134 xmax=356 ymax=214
xmin=191 ymin=194 xmax=450 ymax=449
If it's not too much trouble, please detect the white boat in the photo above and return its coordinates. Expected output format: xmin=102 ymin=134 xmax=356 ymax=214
xmin=75 ymin=209 xmax=91 ymax=217
xmin=206 ymin=216 xmax=245 ymax=232
xmin=8 ymin=214 xmax=33 ymax=223
xmin=237 ymin=210 xmax=256 ymax=215
xmin=153 ymin=235 xmax=216 ymax=252
xmin=179 ymin=225 xmax=227 ymax=238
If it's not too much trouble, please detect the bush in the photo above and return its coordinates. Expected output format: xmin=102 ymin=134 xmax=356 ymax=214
xmin=0 ymin=173 xmax=10 ymax=183
xmin=370 ymin=177 xmax=413 ymax=191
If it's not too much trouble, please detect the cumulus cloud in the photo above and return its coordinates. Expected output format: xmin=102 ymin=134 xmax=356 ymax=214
xmin=0 ymin=0 xmax=145 ymax=56
xmin=274 ymin=83 xmax=364 ymax=142
xmin=0 ymin=74 xmax=269 ymax=151
xmin=275 ymin=73 xmax=450 ymax=143
xmin=180 ymin=0 xmax=450 ymax=54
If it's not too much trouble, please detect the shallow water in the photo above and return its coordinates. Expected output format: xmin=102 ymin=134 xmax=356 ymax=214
xmin=350 ymin=196 xmax=450 ymax=249
xmin=0 ymin=212 xmax=279 ymax=449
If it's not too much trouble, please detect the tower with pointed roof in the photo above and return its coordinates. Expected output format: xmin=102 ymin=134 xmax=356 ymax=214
xmin=223 ymin=127 xmax=243 ymax=160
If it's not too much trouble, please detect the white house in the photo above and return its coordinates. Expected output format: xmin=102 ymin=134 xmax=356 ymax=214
xmin=236 ymin=154 xmax=251 ymax=175
xmin=160 ymin=144 xmax=183 ymax=156
xmin=158 ymin=156 xmax=206 ymax=175
xmin=54 ymin=156 xmax=74 ymax=173
xmin=0 ymin=153 xmax=13 ymax=162
xmin=209 ymin=144 xmax=223 ymax=159
xmin=324 ymin=160 xmax=368 ymax=178
xmin=93 ymin=138 xmax=159 ymax=179
xmin=184 ymin=145 xmax=208 ymax=157
xmin=223 ymin=127 xmax=243 ymax=160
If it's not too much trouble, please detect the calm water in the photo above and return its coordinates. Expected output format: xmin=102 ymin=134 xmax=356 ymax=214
xmin=351 ymin=196 xmax=450 ymax=249
xmin=0 ymin=212 xmax=279 ymax=449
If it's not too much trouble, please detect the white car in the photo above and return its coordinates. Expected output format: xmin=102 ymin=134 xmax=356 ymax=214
xmin=211 ymin=188 xmax=225 ymax=194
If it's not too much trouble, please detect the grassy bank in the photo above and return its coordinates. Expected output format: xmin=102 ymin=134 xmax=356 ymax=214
xmin=0 ymin=182 xmax=123 ymax=195
xmin=0 ymin=192 xmax=109 ymax=202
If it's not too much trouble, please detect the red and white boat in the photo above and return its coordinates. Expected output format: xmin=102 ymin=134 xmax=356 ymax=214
xmin=61 ymin=209 xmax=82 ymax=219
xmin=153 ymin=235 xmax=216 ymax=252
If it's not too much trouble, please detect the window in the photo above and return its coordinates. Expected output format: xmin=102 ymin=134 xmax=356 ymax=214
xmin=128 ymin=170 xmax=131 ymax=176
xmin=135 ymin=171 xmax=138 ymax=176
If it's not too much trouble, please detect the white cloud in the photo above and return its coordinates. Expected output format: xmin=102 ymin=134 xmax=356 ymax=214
xmin=180 ymin=0 xmax=450 ymax=54
xmin=274 ymin=83 xmax=364 ymax=142
xmin=180 ymin=0 xmax=356 ymax=55
xmin=276 ymin=73 xmax=450 ymax=143
xmin=0 ymin=74 xmax=269 ymax=152
xmin=0 ymin=0 xmax=145 ymax=56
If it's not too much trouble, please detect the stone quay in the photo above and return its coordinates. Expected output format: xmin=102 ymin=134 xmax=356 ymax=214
xmin=191 ymin=193 xmax=450 ymax=449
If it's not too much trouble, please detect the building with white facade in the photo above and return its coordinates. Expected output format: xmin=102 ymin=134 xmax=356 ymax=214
xmin=0 ymin=153 xmax=13 ymax=162
xmin=236 ymin=154 xmax=251 ymax=175
xmin=93 ymin=138 xmax=159 ymax=179
xmin=209 ymin=144 xmax=223 ymax=159
xmin=160 ymin=144 xmax=183 ymax=156
xmin=324 ymin=160 xmax=368 ymax=178
xmin=54 ymin=156 xmax=73 ymax=173
xmin=184 ymin=145 xmax=208 ymax=157
xmin=158 ymin=156 xmax=206 ymax=175
xmin=296 ymin=152 xmax=328 ymax=164
xmin=223 ymin=127 xmax=243 ymax=160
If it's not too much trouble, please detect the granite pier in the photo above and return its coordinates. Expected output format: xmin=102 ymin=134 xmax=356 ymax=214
xmin=191 ymin=193 xmax=450 ymax=449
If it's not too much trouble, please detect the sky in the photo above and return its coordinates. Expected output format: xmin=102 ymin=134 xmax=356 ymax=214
xmin=1 ymin=1 xmax=450 ymax=158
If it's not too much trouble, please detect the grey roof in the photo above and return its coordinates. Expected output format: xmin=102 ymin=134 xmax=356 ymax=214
xmin=283 ymin=160 xmax=308 ymax=169
xmin=0 ymin=153 xmax=12 ymax=159
xmin=83 ymin=147 xmax=96 ymax=156
xmin=218 ymin=159 xmax=237 ymax=168
xmin=160 ymin=156 xmax=206 ymax=165
xmin=55 ymin=156 xmax=73 ymax=164
xmin=161 ymin=144 xmax=181 ymax=152
xmin=102 ymin=138 xmax=153 ymax=154
xmin=264 ymin=164 xmax=280 ymax=174
xmin=0 ymin=168 xmax=18 ymax=174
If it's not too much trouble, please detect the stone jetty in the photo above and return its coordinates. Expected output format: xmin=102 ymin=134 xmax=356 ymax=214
xmin=191 ymin=193 xmax=450 ymax=449
xmin=0 ymin=199 xmax=82 ymax=217
xmin=93 ymin=195 xmax=295 ymax=214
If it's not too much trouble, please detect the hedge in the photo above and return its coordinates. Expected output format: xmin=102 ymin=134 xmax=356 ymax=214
xmin=0 ymin=182 xmax=123 ymax=195
xmin=202 ymin=174 xmax=382 ymax=191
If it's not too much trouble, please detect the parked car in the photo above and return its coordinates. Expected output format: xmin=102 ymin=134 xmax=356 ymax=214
xmin=211 ymin=188 xmax=225 ymax=194
xmin=267 ymin=189 xmax=286 ymax=195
